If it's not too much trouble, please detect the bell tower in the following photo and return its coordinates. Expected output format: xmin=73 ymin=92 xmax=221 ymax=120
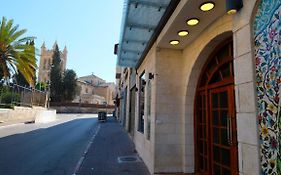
xmin=38 ymin=41 xmax=68 ymax=83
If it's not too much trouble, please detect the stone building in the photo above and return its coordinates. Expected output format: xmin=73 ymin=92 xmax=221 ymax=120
xmin=94 ymin=82 xmax=115 ymax=105
xmin=72 ymin=80 xmax=106 ymax=104
xmin=116 ymin=0 xmax=281 ymax=175
xmin=73 ymin=74 xmax=115 ymax=105
xmin=78 ymin=74 xmax=105 ymax=85
xmin=38 ymin=42 xmax=67 ymax=83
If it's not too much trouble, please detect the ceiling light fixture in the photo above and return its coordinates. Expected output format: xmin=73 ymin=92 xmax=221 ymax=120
xmin=178 ymin=30 xmax=189 ymax=37
xmin=200 ymin=2 xmax=215 ymax=11
xmin=187 ymin=18 xmax=199 ymax=26
xmin=227 ymin=9 xmax=237 ymax=14
xmin=170 ymin=40 xmax=180 ymax=45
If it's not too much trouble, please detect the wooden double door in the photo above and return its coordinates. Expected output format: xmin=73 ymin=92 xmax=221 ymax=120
xmin=195 ymin=40 xmax=238 ymax=175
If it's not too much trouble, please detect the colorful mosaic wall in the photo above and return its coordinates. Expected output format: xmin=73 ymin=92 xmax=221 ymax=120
xmin=253 ymin=0 xmax=281 ymax=174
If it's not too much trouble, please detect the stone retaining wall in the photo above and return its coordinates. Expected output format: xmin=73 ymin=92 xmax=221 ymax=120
xmin=0 ymin=106 xmax=56 ymax=126
xmin=51 ymin=106 xmax=114 ymax=114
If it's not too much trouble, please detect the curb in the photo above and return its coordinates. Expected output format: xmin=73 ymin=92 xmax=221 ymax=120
xmin=73 ymin=124 xmax=101 ymax=175
xmin=0 ymin=123 xmax=25 ymax=129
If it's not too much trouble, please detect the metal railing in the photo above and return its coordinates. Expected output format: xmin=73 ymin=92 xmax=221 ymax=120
xmin=0 ymin=83 xmax=48 ymax=108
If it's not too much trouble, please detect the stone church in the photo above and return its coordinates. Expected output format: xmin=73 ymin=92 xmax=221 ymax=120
xmin=38 ymin=42 xmax=67 ymax=83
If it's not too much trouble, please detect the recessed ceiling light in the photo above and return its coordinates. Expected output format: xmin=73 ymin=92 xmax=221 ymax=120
xmin=226 ymin=0 xmax=243 ymax=15
xmin=187 ymin=18 xmax=199 ymax=26
xmin=227 ymin=9 xmax=237 ymax=15
xmin=170 ymin=40 xmax=180 ymax=45
xmin=200 ymin=2 xmax=215 ymax=11
xmin=178 ymin=30 xmax=189 ymax=37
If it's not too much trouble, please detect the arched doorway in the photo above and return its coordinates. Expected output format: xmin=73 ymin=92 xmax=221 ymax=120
xmin=195 ymin=39 xmax=238 ymax=175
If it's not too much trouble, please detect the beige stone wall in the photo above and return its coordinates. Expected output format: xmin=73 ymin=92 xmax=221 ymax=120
xmin=125 ymin=69 xmax=131 ymax=132
xmin=132 ymin=44 xmax=190 ymax=173
xmin=94 ymin=86 xmax=114 ymax=105
xmin=106 ymin=84 xmax=115 ymax=105
xmin=76 ymin=75 xmax=115 ymax=105
xmin=78 ymin=82 xmax=94 ymax=95
xmin=0 ymin=107 xmax=56 ymax=126
xmin=181 ymin=14 xmax=233 ymax=173
xmin=117 ymin=67 xmax=129 ymax=129
xmin=134 ymin=44 xmax=157 ymax=174
xmin=232 ymin=0 xmax=260 ymax=174
xmin=95 ymin=87 xmax=107 ymax=99
xmin=153 ymin=47 xmax=184 ymax=173
xmin=73 ymin=81 xmax=108 ymax=104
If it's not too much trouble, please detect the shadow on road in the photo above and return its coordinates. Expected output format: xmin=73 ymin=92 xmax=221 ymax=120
xmin=0 ymin=117 xmax=98 ymax=175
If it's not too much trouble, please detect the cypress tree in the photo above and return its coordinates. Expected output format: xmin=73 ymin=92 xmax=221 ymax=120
xmin=50 ymin=44 xmax=63 ymax=102
xmin=62 ymin=69 xmax=77 ymax=102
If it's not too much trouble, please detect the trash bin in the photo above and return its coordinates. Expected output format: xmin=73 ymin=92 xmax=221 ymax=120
xmin=98 ymin=111 xmax=107 ymax=122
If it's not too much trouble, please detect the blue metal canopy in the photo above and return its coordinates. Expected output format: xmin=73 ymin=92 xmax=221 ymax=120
xmin=117 ymin=0 xmax=175 ymax=67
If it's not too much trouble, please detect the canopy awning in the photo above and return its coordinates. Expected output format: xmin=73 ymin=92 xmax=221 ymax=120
xmin=117 ymin=0 xmax=179 ymax=67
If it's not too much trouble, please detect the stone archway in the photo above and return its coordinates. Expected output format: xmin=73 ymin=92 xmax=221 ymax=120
xmin=183 ymin=31 xmax=233 ymax=173
xmin=194 ymin=38 xmax=237 ymax=175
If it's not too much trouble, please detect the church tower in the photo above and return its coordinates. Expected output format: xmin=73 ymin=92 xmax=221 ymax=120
xmin=38 ymin=42 xmax=67 ymax=83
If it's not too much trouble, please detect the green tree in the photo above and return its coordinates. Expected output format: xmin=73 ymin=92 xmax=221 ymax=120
xmin=35 ymin=82 xmax=48 ymax=91
xmin=50 ymin=44 xmax=63 ymax=102
xmin=0 ymin=17 xmax=37 ymax=85
xmin=62 ymin=69 xmax=77 ymax=102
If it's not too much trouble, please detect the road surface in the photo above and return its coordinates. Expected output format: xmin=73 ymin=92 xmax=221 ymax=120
xmin=0 ymin=114 xmax=98 ymax=175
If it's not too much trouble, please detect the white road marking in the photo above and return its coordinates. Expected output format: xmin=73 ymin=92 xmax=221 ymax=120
xmin=73 ymin=124 xmax=101 ymax=175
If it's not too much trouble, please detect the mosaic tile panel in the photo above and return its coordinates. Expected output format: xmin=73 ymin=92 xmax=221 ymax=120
xmin=254 ymin=0 xmax=281 ymax=174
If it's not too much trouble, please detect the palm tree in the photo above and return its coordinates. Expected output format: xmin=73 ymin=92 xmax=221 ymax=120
xmin=0 ymin=16 xmax=37 ymax=85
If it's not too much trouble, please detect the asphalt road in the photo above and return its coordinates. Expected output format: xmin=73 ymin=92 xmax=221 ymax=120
xmin=0 ymin=114 xmax=99 ymax=175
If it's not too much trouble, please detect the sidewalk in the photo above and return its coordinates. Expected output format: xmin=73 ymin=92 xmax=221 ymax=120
xmin=77 ymin=117 xmax=150 ymax=175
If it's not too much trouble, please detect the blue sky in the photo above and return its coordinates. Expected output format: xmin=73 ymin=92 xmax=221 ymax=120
xmin=1 ymin=0 xmax=124 ymax=82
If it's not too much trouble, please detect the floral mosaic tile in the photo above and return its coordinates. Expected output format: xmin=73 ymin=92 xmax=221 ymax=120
xmin=254 ymin=0 xmax=281 ymax=174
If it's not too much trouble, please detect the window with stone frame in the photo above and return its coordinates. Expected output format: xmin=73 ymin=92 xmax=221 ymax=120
xmin=146 ymin=79 xmax=151 ymax=140
xmin=43 ymin=59 xmax=47 ymax=69
xmin=138 ymin=71 xmax=145 ymax=133
xmin=46 ymin=59 xmax=49 ymax=69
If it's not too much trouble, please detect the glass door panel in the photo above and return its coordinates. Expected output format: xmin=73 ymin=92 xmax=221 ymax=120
xmin=196 ymin=91 xmax=208 ymax=173
xmin=210 ymin=86 xmax=237 ymax=175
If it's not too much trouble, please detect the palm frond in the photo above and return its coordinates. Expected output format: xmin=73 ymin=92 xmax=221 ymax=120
xmin=18 ymin=36 xmax=36 ymax=43
xmin=10 ymin=29 xmax=26 ymax=43
xmin=0 ymin=16 xmax=37 ymax=85
xmin=8 ymin=24 xmax=19 ymax=40
xmin=5 ymin=19 xmax=13 ymax=32
xmin=0 ymin=17 xmax=7 ymax=40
